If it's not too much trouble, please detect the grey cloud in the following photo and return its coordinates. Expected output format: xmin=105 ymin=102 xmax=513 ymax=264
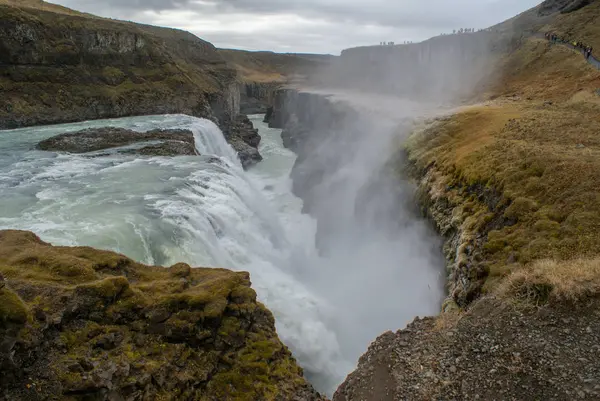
xmin=54 ymin=0 xmax=542 ymax=53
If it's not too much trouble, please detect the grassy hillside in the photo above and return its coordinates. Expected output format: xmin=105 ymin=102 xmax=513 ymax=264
xmin=0 ymin=1 xmax=238 ymax=128
xmin=219 ymin=49 xmax=333 ymax=83
xmin=0 ymin=0 xmax=93 ymax=16
xmin=406 ymin=0 xmax=600 ymax=306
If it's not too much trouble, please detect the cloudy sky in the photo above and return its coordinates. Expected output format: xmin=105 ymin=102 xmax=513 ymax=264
xmin=52 ymin=0 xmax=542 ymax=54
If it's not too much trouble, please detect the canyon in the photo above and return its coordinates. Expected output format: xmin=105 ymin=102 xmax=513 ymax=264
xmin=2 ymin=0 xmax=600 ymax=399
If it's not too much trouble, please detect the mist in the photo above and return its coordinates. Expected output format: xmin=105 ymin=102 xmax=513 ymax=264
xmin=273 ymin=27 xmax=507 ymax=392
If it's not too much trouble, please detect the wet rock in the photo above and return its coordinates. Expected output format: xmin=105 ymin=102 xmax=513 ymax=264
xmin=221 ymin=114 xmax=263 ymax=168
xmin=37 ymin=127 xmax=197 ymax=156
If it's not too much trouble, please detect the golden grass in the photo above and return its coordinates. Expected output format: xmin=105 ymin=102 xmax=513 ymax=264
xmin=407 ymin=97 xmax=600 ymax=298
xmin=219 ymin=49 xmax=327 ymax=83
xmin=503 ymin=258 xmax=600 ymax=304
xmin=433 ymin=309 xmax=463 ymax=331
xmin=492 ymin=39 xmax=600 ymax=101
xmin=407 ymin=14 xmax=600 ymax=304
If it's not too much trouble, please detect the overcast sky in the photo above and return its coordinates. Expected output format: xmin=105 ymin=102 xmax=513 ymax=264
xmin=52 ymin=0 xmax=542 ymax=54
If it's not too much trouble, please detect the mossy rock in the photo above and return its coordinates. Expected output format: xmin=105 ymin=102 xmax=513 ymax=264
xmin=0 ymin=230 xmax=324 ymax=400
xmin=0 ymin=287 xmax=29 ymax=326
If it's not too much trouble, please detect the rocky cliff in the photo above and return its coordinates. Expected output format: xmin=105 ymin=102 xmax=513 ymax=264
xmin=272 ymin=0 xmax=600 ymax=394
xmin=0 ymin=3 xmax=237 ymax=128
xmin=239 ymin=82 xmax=281 ymax=115
xmin=0 ymin=2 xmax=268 ymax=166
xmin=264 ymin=89 xmax=367 ymax=252
xmin=0 ymin=230 xmax=325 ymax=401
xmin=219 ymin=49 xmax=335 ymax=116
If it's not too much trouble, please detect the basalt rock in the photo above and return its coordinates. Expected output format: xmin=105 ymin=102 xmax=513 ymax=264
xmin=0 ymin=230 xmax=325 ymax=401
xmin=37 ymin=127 xmax=198 ymax=156
xmin=221 ymin=114 xmax=263 ymax=169
xmin=239 ymin=82 xmax=281 ymax=115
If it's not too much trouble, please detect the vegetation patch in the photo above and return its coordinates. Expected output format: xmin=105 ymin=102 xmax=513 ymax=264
xmin=503 ymin=258 xmax=600 ymax=304
xmin=0 ymin=230 xmax=322 ymax=400
xmin=406 ymin=98 xmax=600 ymax=305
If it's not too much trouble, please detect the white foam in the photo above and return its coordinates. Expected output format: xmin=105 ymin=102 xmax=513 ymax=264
xmin=0 ymin=114 xmax=346 ymax=393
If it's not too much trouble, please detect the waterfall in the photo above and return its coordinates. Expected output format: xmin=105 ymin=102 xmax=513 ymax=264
xmin=0 ymin=114 xmax=348 ymax=393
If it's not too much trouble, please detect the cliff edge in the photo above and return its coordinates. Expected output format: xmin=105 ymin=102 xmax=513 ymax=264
xmin=0 ymin=230 xmax=324 ymax=401
xmin=333 ymin=0 xmax=600 ymax=399
xmin=0 ymin=1 xmax=240 ymax=129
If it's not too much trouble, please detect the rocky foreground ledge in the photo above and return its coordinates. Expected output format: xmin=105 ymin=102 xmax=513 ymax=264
xmin=0 ymin=230 xmax=324 ymax=401
xmin=334 ymin=296 xmax=600 ymax=400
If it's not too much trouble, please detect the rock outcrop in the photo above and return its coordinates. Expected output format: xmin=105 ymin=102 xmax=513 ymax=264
xmin=221 ymin=114 xmax=263 ymax=168
xmin=240 ymin=82 xmax=281 ymax=115
xmin=0 ymin=3 xmax=237 ymax=129
xmin=37 ymin=127 xmax=198 ymax=156
xmin=266 ymin=88 xmax=360 ymax=222
xmin=334 ymin=296 xmax=600 ymax=401
xmin=0 ymin=230 xmax=325 ymax=401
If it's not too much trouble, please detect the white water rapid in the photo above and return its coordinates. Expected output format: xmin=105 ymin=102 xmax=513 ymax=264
xmin=0 ymin=112 xmax=443 ymax=395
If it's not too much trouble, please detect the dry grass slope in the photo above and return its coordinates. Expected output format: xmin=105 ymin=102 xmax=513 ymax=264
xmin=407 ymin=0 xmax=600 ymax=307
xmin=0 ymin=0 xmax=92 ymax=16
xmin=219 ymin=49 xmax=332 ymax=84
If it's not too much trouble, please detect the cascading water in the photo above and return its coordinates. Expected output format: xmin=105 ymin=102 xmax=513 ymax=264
xmin=0 ymin=107 xmax=444 ymax=395
xmin=0 ymin=114 xmax=346 ymax=392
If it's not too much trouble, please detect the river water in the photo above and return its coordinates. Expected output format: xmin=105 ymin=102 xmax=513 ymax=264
xmin=0 ymin=112 xmax=443 ymax=394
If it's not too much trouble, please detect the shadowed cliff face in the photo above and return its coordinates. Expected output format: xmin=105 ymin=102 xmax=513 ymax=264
xmin=0 ymin=4 xmax=239 ymax=129
xmin=261 ymin=14 xmax=534 ymax=388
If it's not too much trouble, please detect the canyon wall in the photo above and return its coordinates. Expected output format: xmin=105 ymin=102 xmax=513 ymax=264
xmin=0 ymin=3 xmax=268 ymax=166
xmin=0 ymin=4 xmax=240 ymax=129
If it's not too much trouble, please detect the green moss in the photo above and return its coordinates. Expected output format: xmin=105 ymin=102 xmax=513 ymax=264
xmin=0 ymin=288 xmax=29 ymax=325
xmin=75 ymin=276 xmax=131 ymax=300
xmin=533 ymin=219 xmax=561 ymax=234
xmin=207 ymin=336 xmax=295 ymax=401
xmin=484 ymin=231 xmax=507 ymax=254
xmin=102 ymin=66 xmax=126 ymax=85
xmin=0 ymin=230 xmax=311 ymax=399
xmin=59 ymin=321 xmax=102 ymax=349
xmin=204 ymin=298 xmax=228 ymax=318
xmin=504 ymin=197 xmax=539 ymax=221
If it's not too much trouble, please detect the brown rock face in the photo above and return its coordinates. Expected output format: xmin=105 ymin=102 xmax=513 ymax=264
xmin=0 ymin=230 xmax=325 ymax=401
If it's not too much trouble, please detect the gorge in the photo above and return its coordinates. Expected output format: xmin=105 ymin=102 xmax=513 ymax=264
xmin=2 ymin=0 xmax=600 ymax=399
